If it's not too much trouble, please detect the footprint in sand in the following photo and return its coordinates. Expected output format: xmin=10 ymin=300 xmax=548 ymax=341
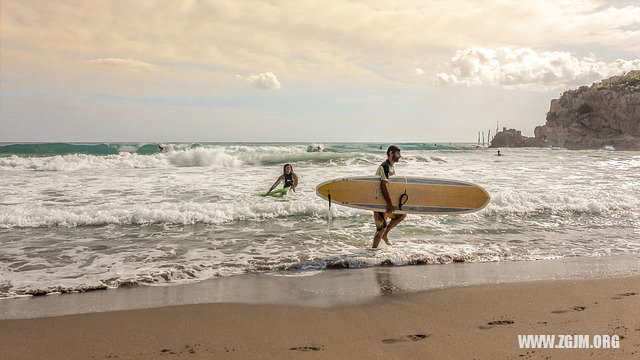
xmin=382 ymin=334 xmax=428 ymax=344
xmin=479 ymin=320 xmax=514 ymax=330
xmin=612 ymin=292 xmax=638 ymax=299
xmin=289 ymin=346 xmax=324 ymax=352
xmin=552 ymin=306 xmax=586 ymax=314
xmin=159 ymin=344 xmax=206 ymax=356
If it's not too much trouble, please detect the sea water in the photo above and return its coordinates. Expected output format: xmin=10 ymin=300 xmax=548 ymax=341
xmin=1 ymin=142 xmax=639 ymax=299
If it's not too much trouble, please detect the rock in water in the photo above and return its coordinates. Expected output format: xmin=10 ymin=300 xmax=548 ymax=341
xmin=490 ymin=128 xmax=544 ymax=148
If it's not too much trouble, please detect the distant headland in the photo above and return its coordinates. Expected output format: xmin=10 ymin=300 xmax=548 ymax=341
xmin=491 ymin=70 xmax=640 ymax=150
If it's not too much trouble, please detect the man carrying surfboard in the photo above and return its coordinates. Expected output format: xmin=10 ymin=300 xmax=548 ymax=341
xmin=372 ymin=146 xmax=406 ymax=248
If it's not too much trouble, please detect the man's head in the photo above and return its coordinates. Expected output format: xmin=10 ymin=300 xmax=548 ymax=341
xmin=386 ymin=145 xmax=401 ymax=163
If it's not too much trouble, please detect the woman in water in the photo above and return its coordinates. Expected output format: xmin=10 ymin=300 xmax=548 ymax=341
xmin=267 ymin=164 xmax=298 ymax=193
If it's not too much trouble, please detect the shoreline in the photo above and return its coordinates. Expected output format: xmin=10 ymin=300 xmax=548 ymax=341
xmin=2 ymin=254 xmax=639 ymax=320
xmin=1 ymin=272 xmax=638 ymax=359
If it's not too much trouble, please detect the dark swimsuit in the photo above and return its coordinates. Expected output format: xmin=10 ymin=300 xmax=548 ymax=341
xmin=284 ymin=173 xmax=294 ymax=188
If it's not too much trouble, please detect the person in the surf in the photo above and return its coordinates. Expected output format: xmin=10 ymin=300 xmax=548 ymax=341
xmin=372 ymin=145 xmax=406 ymax=248
xmin=267 ymin=164 xmax=298 ymax=194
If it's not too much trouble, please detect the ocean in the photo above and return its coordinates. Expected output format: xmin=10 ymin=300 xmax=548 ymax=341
xmin=1 ymin=142 xmax=639 ymax=299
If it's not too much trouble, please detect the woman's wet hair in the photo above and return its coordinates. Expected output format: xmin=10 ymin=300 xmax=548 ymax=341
xmin=283 ymin=163 xmax=293 ymax=173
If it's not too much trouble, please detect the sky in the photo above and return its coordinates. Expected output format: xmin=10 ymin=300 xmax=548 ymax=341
xmin=1 ymin=0 xmax=639 ymax=142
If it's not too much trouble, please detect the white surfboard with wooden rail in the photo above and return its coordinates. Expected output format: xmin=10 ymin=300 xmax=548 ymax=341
xmin=316 ymin=176 xmax=490 ymax=214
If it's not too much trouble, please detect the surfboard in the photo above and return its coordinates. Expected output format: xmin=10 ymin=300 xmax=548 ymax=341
xmin=259 ymin=187 xmax=291 ymax=197
xmin=316 ymin=176 xmax=490 ymax=215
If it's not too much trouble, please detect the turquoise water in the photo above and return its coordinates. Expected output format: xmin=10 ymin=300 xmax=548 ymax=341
xmin=0 ymin=142 xmax=463 ymax=157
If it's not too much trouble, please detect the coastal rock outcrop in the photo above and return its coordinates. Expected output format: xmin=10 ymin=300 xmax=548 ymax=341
xmin=491 ymin=70 xmax=640 ymax=150
xmin=490 ymin=127 xmax=543 ymax=148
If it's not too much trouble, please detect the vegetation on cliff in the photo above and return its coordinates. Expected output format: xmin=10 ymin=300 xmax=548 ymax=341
xmin=556 ymin=70 xmax=639 ymax=110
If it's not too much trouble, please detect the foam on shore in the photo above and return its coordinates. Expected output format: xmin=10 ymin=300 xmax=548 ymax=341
xmin=2 ymin=254 xmax=638 ymax=320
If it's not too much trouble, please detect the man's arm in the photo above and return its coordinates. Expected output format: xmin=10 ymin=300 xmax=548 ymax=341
xmin=380 ymin=180 xmax=394 ymax=214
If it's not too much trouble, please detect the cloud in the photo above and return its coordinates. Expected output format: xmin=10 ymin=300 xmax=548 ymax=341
xmin=89 ymin=58 xmax=158 ymax=72
xmin=237 ymin=72 xmax=281 ymax=90
xmin=437 ymin=47 xmax=640 ymax=90
xmin=3 ymin=0 xmax=640 ymax=88
xmin=414 ymin=67 xmax=425 ymax=77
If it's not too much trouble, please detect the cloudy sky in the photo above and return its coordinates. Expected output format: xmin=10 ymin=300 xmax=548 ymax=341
xmin=1 ymin=0 xmax=639 ymax=142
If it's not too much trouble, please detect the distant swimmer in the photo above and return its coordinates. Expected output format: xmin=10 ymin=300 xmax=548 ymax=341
xmin=372 ymin=145 xmax=406 ymax=248
xmin=158 ymin=145 xmax=164 ymax=153
xmin=497 ymin=150 xmax=503 ymax=156
xmin=267 ymin=163 xmax=298 ymax=194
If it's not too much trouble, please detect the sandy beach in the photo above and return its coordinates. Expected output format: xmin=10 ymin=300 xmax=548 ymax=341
xmin=1 ymin=267 xmax=638 ymax=359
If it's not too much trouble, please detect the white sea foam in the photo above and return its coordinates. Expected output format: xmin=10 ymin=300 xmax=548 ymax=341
xmin=0 ymin=149 xmax=243 ymax=171
xmin=0 ymin=238 xmax=582 ymax=299
xmin=166 ymin=148 xmax=242 ymax=167
xmin=115 ymin=144 xmax=139 ymax=153
xmin=0 ymin=200 xmax=363 ymax=228
xmin=2 ymin=184 xmax=638 ymax=229
xmin=0 ymin=146 xmax=374 ymax=171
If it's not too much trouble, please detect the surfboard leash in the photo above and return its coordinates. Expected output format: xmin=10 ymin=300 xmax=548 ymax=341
xmin=398 ymin=190 xmax=408 ymax=211
xmin=398 ymin=176 xmax=409 ymax=211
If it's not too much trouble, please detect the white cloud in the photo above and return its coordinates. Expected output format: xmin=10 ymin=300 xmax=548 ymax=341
xmin=414 ymin=67 xmax=425 ymax=76
xmin=437 ymin=47 xmax=640 ymax=90
xmin=89 ymin=58 xmax=158 ymax=72
xmin=2 ymin=0 xmax=640 ymax=92
xmin=4 ymin=0 xmax=640 ymax=88
xmin=238 ymin=72 xmax=281 ymax=90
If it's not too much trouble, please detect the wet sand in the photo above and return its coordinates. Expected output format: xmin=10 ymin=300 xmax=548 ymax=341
xmin=1 ymin=274 xmax=639 ymax=359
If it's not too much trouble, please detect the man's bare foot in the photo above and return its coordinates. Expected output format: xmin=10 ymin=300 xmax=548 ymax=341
xmin=382 ymin=235 xmax=392 ymax=246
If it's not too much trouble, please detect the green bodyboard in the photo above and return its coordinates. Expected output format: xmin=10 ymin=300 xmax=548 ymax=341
xmin=259 ymin=187 xmax=291 ymax=197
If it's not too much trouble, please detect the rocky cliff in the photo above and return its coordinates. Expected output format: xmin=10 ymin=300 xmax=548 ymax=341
xmin=491 ymin=70 xmax=640 ymax=150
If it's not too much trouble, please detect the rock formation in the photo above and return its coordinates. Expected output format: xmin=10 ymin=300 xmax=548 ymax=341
xmin=490 ymin=127 xmax=543 ymax=148
xmin=491 ymin=70 xmax=640 ymax=150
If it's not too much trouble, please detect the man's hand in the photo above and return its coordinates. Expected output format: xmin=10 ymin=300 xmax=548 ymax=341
xmin=380 ymin=181 xmax=393 ymax=214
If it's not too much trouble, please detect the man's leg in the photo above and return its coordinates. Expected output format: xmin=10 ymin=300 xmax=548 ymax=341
xmin=372 ymin=229 xmax=385 ymax=248
xmin=372 ymin=212 xmax=386 ymax=248
xmin=382 ymin=214 xmax=406 ymax=245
